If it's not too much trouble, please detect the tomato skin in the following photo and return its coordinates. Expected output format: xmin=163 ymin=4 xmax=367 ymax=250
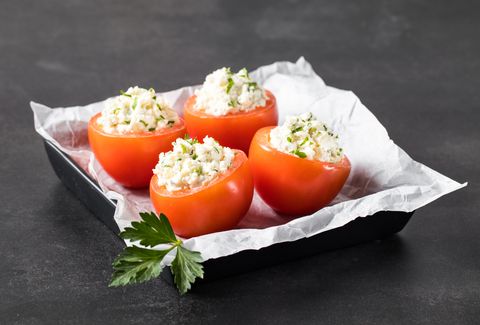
xmin=183 ymin=90 xmax=278 ymax=154
xmin=149 ymin=150 xmax=254 ymax=238
xmin=88 ymin=113 xmax=186 ymax=188
xmin=249 ymin=127 xmax=351 ymax=216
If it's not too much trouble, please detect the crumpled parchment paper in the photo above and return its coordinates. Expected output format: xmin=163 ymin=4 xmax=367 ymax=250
xmin=31 ymin=57 xmax=466 ymax=261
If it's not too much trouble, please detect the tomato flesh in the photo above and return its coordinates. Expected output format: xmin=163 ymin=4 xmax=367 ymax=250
xmin=249 ymin=127 xmax=351 ymax=216
xmin=183 ymin=90 xmax=278 ymax=154
xmin=88 ymin=113 xmax=186 ymax=188
xmin=150 ymin=150 xmax=254 ymax=238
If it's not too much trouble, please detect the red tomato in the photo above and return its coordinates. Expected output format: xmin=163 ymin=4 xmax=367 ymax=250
xmin=88 ymin=113 xmax=186 ymax=188
xmin=183 ymin=90 xmax=278 ymax=154
xmin=249 ymin=127 xmax=351 ymax=216
xmin=150 ymin=150 xmax=254 ymax=238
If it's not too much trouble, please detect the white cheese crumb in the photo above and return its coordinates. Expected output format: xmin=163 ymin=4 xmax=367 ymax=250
xmin=153 ymin=136 xmax=235 ymax=192
xmin=269 ymin=112 xmax=344 ymax=163
xmin=97 ymin=86 xmax=180 ymax=133
xmin=193 ymin=67 xmax=267 ymax=116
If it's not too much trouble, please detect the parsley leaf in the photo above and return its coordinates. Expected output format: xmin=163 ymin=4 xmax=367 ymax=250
xmin=109 ymin=245 xmax=172 ymax=287
xmin=171 ymin=246 xmax=204 ymax=295
xmin=111 ymin=212 xmax=204 ymax=294
xmin=121 ymin=212 xmax=177 ymax=247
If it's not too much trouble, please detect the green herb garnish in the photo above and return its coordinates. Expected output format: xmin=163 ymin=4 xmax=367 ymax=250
xmin=132 ymin=97 xmax=138 ymax=110
xmin=167 ymin=120 xmax=175 ymax=126
xmin=292 ymin=126 xmax=303 ymax=133
xmin=226 ymin=77 xmax=234 ymax=94
xmin=287 ymin=137 xmax=292 ymax=143
xmin=120 ymin=90 xmax=131 ymax=97
xmin=228 ymin=99 xmax=237 ymax=107
xmin=110 ymin=212 xmax=204 ymax=294
xmin=300 ymin=137 xmax=309 ymax=146
xmin=148 ymin=127 xmax=156 ymax=132
xmin=140 ymin=120 xmax=148 ymax=127
xmin=293 ymin=150 xmax=307 ymax=158
xmin=238 ymin=68 xmax=249 ymax=78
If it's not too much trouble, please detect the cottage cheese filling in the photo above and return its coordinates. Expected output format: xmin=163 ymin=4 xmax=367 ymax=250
xmin=153 ymin=136 xmax=235 ymax=192
xmin=97 ymin=86 xmax=180 ymax=133
xmin=194 ymin=67 xmax=267 ymax=116
xmin=269 ymin=112 xmax=344 ymax=163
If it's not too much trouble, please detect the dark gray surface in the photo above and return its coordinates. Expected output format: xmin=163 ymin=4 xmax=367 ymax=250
xmin=1 ymin=0 xmax=478 ymax=324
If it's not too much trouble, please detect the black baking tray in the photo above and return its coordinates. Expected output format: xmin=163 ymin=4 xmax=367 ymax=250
xmin=44 ymin=140 xmax=414 ymax=283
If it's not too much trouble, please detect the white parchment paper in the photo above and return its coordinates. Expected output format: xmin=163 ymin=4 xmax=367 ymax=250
xmin=31 ymin=57 xmax=466 ymax=261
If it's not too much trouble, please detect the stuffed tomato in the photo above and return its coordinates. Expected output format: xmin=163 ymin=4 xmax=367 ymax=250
xmin=88 ymin=86 xmax=186 ymax=188
xmin=150 ymin=136 xmax=254 ymax=238
xmin=184 ymin=67 xmax=278 ymax=153
xmin=249 ymin=113 xmax=351 ymax=216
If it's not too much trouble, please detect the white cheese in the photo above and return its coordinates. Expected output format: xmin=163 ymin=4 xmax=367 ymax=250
xmin=269 ymin=112 xmax=344 ymax=163
xmin=153 ymin=136 xmax=235 ymax=192
xmin=194 ymin=67 xmax=267 ymax=116
xmin=97 ymin=86 xmax=180 ymax=133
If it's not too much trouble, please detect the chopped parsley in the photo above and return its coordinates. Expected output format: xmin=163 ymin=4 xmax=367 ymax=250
xmin=119 ymin=89 xmax=131 ymax=97
xmin=292 ymin=126 xmax=303 ymax=133
xmin=293 ymin=150 xmax=307 ymax=158
xmin=238 ymin=68 xmax=249 ymax=78
xmin=300 ymin=137 xmax=309 ymax=146
xmin=132 ymin=97 xmax=138 ymax=110
xmin=228 ymin=99 xmax=238 ymax=107
xmin=226 ymin=77 xmax=234 ymax=94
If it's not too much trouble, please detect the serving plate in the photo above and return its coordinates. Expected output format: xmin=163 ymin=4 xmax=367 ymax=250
xmin=44 ymin=140 xmax=413 ymax=283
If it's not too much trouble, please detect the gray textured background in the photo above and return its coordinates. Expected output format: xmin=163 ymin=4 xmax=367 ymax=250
xmin=1 ymin=0 xmax=479 ymax=324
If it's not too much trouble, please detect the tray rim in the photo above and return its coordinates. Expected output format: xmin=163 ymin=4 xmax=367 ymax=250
xmin=43 ymin=139 xmax=414 ymax=282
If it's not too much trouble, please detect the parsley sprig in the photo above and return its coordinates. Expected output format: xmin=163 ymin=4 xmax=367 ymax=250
xmin=109 ymin=212 xmax=204 ymax=294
